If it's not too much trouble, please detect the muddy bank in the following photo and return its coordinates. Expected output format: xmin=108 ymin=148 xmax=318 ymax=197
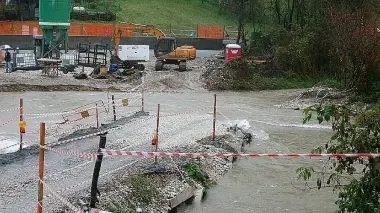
xmin=0 ymin=84 xmax=124 ymax=92
xmin=0 ymin=58 xmax=211 ymax=93
xmin=53 ymin=134 xmax=245 ymax=213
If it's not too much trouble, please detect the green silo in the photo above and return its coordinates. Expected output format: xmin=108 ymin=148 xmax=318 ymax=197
xmin=37 ymin=0 xmax=71 ymax=58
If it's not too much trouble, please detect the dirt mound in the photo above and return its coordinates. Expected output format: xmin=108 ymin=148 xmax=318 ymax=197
xmin=0 ymin=84 xmax=122 ymax=92
xmin=201 ymin=59 xmax=230 ymax=90
xmin=201 ymin=57 xmax=256 ymax=90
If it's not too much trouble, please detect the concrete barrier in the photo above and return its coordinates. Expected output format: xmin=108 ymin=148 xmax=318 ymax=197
xmin=0 ymin=35 xmax=225 ymax=50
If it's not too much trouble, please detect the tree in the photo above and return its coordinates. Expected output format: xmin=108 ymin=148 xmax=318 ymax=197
xmin=317 ymin=1 xmax=380 ymax=93
xmin=299 ymin=102 xmax=380 ymax=212
xmin=223 ymin=0 xmax=264 ymax=46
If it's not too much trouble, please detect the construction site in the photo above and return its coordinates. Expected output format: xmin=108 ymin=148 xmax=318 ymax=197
xmin=0 ymin=0 xmax=350 ymax=213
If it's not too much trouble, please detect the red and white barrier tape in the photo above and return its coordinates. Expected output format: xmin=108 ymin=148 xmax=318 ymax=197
xmin=27 ymin=106 xmax=98 ymax=120
xmin=0 ymin=138 xmax=39 ymax=151
xmin=100 ymin=149 xmax=380 ymax=158
xmin=1 ymin=108 xmax=209 ymax=151
xmin=45 ymin=108 xmax=208 ymax=147
xmin=54 ymin=159 xmax=141 ymax=194
xmin=38 ymin=179 xmax=83 ymax=213
xmin=28 ymin=110 xmax=103 ymax=135
xmin=26 ymin=110 xmax=77 ymax=117
xmin=26 ymin=104 xmax=102 ymax=120
xmin=0 ymin=107 xmax=20 ymax=113
xmin=42 ymin=146 xmax=97 ymax=160
xmin=0 ymin=137 xmax=16 ymax=142
xmin=0 ymin=121 xmax=97 ymax=152
xmin=0 ymin=116 xmax=18 ymax=128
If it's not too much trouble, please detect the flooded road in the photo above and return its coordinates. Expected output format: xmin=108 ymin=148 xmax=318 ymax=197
xmin=0 ymin=89 xmax=337 ymax=212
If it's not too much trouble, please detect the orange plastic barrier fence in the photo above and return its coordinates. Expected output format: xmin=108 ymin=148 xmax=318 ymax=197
xmin=0 ymin=21 xmax=225 ymax=38
xmin=197 ymin=25 xmax=224 ymax=39
xmin=71 ymin=23 xmax=113 ymax=36
xmin=0 ymin=21 xmax=42 ymax=35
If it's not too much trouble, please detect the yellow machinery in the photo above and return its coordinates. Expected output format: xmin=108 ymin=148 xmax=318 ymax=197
xmin=112 ymin=22 xmax=196 ymax=71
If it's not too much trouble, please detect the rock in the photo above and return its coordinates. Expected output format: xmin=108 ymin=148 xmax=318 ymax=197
xmin=73 ymin=72 xmax=88 ymax=79
xmin=136 ymin=207 xmax=143 ymax=212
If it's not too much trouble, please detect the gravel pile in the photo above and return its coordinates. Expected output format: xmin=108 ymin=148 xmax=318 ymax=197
xmin=201 ymin=59 xmax=230 ymax=90
xmin=54 ymin=134 xmax=242 ymax=213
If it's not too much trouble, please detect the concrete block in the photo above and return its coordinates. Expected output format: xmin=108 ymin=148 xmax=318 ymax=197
xmin=168 ymin=185 xmax=196 ymax=209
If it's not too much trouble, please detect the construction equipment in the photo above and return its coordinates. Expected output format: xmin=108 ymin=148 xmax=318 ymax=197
xmin=111 ymin=22 xmax=197 ymax=72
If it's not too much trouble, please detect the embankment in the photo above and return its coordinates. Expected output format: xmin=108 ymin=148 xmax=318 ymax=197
xmin=55 ymin=134 xmax=247 ymax=213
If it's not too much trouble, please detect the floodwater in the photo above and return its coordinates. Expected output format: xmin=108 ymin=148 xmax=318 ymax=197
xmin=0 ymin=89 xmax=337 ymax=212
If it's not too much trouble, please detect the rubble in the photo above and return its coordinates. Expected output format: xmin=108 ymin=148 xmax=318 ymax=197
xmin=275 ymin=86 xmax=348 ymax=110
xmin=54 ymin=134 xmax=243 ymax=213
xmin=201 ymin=59 xmax=230 ymax=90
xmin=0 ymin=57 xmax=211 ymax=92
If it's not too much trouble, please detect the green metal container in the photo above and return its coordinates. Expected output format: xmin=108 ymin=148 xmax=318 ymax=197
xmin=37 ymin=0 xmax=71 ymax=58
xmin=39 ymin=0 xmax=71 ymax=30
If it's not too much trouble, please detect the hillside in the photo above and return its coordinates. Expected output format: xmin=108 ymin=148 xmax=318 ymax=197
xmin=107 ymin=0 xmax=235 ymax=29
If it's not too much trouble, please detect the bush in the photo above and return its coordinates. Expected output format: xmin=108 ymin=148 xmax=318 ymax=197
xmin=184 ymin=160 xmax=206 ymax=183
xmin=274 ymin=30 xmax=316 ymax=76
xmin=301 ymin=102 xmax=380 ymax=212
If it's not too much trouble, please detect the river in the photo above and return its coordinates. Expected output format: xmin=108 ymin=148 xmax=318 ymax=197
xmin=0 ymin=89 xmax=337 ymax=212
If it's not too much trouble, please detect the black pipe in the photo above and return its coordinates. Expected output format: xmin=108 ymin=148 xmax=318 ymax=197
xmin=90 ymin=133 xmax=107 ymax=208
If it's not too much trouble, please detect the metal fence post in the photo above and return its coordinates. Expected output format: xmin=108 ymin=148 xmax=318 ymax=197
xmin=37 ymin=123 xmax=45 ymax=213
xmin=19 ymin=98 xmax=24 ymax=150
xmin=213 ymin=94 xmax=216 ymax=140
xmin=112 ymin=95 xmax=116 ymax=121
xmin=154 ymin=104 xmax=160 ymax=163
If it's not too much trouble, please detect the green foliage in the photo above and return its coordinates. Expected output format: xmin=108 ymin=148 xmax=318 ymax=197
xmin=296 ymin=167 xmax=315 ymax=181
xmin=300 ymin=102 xmax=380 ymax=212
xmin=184 ymin=160 xmax=206 ymax=183
xmin=231 ymin=0 xmax=380 ymax=100
xmin=274 ymin=29 xmax=316 ymax=76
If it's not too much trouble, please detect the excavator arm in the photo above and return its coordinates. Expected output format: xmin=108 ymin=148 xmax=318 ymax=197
xmin=112 ymin=22 xmax=167 ymax=56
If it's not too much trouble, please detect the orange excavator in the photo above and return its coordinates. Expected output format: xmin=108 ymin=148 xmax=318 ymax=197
xmin=111 ymin=22 xmax=196 ymax=71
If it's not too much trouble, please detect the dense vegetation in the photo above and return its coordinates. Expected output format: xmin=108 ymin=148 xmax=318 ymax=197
xmin=218 ymin=0 xmax=380 ymax=99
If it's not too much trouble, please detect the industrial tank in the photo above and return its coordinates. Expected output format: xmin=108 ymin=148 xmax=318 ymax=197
xmin=37 ymin=0 xmax=71 ymax=58
xmin=39 ymin=0 xmax=71 ymax=28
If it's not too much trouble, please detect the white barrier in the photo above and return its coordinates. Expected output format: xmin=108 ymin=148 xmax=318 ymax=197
xmin=15 ymin=53 xmax=36 ymax=67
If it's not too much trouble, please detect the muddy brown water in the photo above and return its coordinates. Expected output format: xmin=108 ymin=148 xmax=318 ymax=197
xmin=0 ymin=89 xmax=337 ymax=212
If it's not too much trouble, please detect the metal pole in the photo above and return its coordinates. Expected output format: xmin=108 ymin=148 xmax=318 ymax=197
xmin=96 ymin=103 xmax=99 ymax=128
xmin=19 ymin=98 xmax=23 ymax=150
xmin=213 ymin=94 xmax=216 ymax=141
xmin=112 ymin=95 xmax=116 ymax=121
xmin=107 ymin=92 xmax=110 ymax=113
xmin=141 ymin=73 xmax=145 ymax=112
xmin=90 ymin=134 xmax=107 ymax=208
xmin=155 ymin=104 xmax=160 ymax=163
xmin=37 ymin=123 xmax=45 ymax=213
